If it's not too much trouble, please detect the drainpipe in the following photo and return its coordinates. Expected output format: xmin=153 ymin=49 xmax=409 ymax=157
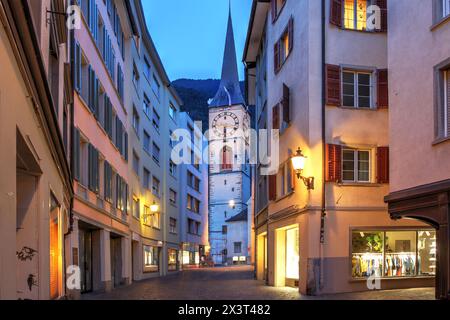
xmin=319 ymin=0 xmax=327 ymax=292
xmin=68 ymin=0 xmax=75 ymax=237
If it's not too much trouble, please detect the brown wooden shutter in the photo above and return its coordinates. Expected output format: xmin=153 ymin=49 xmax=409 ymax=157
xmin=288 ymin=17 xmax=294 ymax=53
xmin=271 ymin=0 xmax=277 ymax=23
xmin=330 ymin=0 xmax=343 ymax=28
xmin=269 ymin=174 xmax=277 ymax=201
xmin=377 ymin=0 xmax=388 ymax=32
xmin=326 ymin=144 xmax=342 ymax=183
xmin=377 ymin=147 xmax=389 ymax=184
xmin=272 ymin=104 xmax=280 ymax=130
xmin=377 ymin=69 xmax=389 ymax=109
xmin=274 ymin=41 xmax=280 ymax=73
xmin=325 ymin=64 xmax=341 ymax=106
xmin=282 ymin=83 xmax=290 ymax=123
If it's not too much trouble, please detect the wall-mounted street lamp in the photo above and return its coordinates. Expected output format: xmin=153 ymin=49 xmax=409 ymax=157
xmin=150 ymin=201 xmax=160 ymax=213
xmin=291 ymin=148 xmax=315 ymax=190
xmin=229 ymin=200 xmax=236 ymax=209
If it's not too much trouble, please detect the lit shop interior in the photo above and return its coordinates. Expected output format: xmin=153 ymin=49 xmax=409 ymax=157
xmin=275 ymin=226 xmax=300 ymax=288
xmin=351 ymin=229 xmax=436 ymax=279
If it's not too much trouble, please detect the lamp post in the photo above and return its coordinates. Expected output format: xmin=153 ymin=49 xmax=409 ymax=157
xmin=291 ymin=148 xmax=315 ymax=190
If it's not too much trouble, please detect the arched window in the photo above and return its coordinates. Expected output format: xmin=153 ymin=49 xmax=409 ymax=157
xmin=221 ymin=146 xmax=233 ymax=171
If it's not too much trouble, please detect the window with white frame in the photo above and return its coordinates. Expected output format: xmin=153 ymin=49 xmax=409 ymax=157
xmin=132 ymin=196 xmax=140 ymax=219
xmin=143 ymin=130 xmax=150 ymax=153
xmin=169 ymin=189 xmax=177 ymax=205
xmin=152 ymin=75 xmax=160 ymax=99
xmin=169 ymin=218 xmax=177 ymax=234
xmin=443 ymin=0 xmax=450 ymax=18
xmin=169 ymin=103 xmax=177 ymax=120
xmin=342 ymin=70 xmax=372 ymax=108
xmin=153 ymin=211 xmax=161 ymax=229
xmin=169 ymin=160 xmax=177 ymax=176
xmin=143 ymin=245 xmax=159 ymax=270
xmin=442 ymin=69 xmax=449 ymax=138
xmin=152 ymin=108 xmax=160 ymax=132
xmin=342 ymin=149 xmax=371 ymax=183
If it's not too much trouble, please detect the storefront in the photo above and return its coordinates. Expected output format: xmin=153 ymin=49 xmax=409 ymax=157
xmin=168 ymin=248 xmax=180 ymax=271
xmin=143 ymin=245 xmax=160 ymax=274
xmin=351 ymin=228 xmax=436 ymax=279
xmin=182 ymin=243 xmax=200 ymax=268
xmin=274 ymin=225 xmax=300 ymax=288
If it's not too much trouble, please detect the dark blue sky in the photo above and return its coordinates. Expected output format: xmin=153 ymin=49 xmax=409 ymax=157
xmin=141 ymin=0 xmax=252 ymax=81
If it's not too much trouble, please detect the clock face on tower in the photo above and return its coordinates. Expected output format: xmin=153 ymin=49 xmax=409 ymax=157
xmin=212 ymin=112 xmax=240 ymax=138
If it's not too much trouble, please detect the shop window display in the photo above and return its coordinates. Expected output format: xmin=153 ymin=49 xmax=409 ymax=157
xmin=351 ymin=229 xmax=436 ymax=279
xmin=286 ymin=228 xmax=299 ymax=280
xmin=418 ymin=231 xmax=437 ymax=276
xmin=384 ymin=231 xmax=416 ymax=277
xmin=352 ymin=231 xmax=384 ymax=278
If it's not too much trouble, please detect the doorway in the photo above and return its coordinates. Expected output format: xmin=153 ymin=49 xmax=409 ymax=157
xmin=110 ymin=235 xmax=123 ymax=288
xmin=78 ymin=228 xmax=93 ymax=293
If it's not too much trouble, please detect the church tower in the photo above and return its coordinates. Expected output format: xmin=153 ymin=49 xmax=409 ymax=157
xmin=208 ymin=6 xmax=251 ymax=265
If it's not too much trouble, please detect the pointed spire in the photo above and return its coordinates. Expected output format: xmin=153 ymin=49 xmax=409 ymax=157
xmin=209 ymin=2 xmax=245 ymax=108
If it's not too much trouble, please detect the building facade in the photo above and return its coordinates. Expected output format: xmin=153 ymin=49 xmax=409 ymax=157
xmin=70 ymin=0 xmax=135 ymax=295
xmin=178 ymin=112 xmax=209 ymax=268
xmin=0 ymin=0 xmax=73 ymax=299
xmin=245 ymin=0 xmax=434 ymax=295
xmin=385 ymin=0 xmax=450 ymax=300
xmin=209 ymin=9 xmax=252 ymax=266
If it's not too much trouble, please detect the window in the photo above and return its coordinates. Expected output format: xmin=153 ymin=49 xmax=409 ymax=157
xmin=188 ymin=219 xmax=200 ymax=235
xmin=132 ymin=151 xmax=139 ymax=175
xmin=443 ymin=0 xmax=450 ymax=18
xmin=143 ymin=245 xmax=159 ymax=271
xmin=222 ymin=225 xmax=228 ymax=235
xmin=143 ymin=168 xmax=151 ymax=190
xmin=144 ymin=57 xmax=151 ymax=80
xmin=132 ymin=196 xmax=140 ymax=219
xmin=168 ymin=249 xmax=178 ymax=271
xmin=132 ymin=62 xmax=139 ymax=88
xmin=143 ymin=95 xmax=151 ymax=118
xmin=342 ymin=70 xmax=372 ymax=108
xmin=169 ymin=160 xmax=177 ymax=176
xmin=437 ymin=68 xmax=450 ymax=139
xmin=152 ymin=212 xmax=161 ymax=229
xmin=274 ymin=18 xmax=293 ymax=73
xmin=277 ymin=162 xmax=294 ymax=198
xmin=169 ymin=189 xmax=177 ymax=205
xmin=445 ymin=69 xmax=450 ymax=138
xmin=271 ymin=0 xmax=287 ymax=21
xmin=152 ymin=142 xmax=160 ymax=164
xmin=344 ymin=0 xmax=369 ymax=31
xmin=169 ymin=103 xmax=177 ymax=120
xmin=143 ymin=131 xmax=150 ymax=153
xmin=342 ymin=149 xmax=370 ymax=183
xmin=169 ymin=218 xmax=177 ymax=234
xmin=132 ymin=107 xmax=139 ymax=132
xmin=187 ymin=194 xmax=200 ymax=213
xmin=152 ymin=75 xmax=160 ymax=99
xmin=152 ymin=109 xmax=160 ymax=132
xmin=152 ymin=176 xmax=160 ymax=196
xmin=234 ymin=242 xmax=242 ymax=254
xmin=351 ymin=229 xmax=436 ymax=279
xmin=221 ymin=146 xmax=233 ymax=171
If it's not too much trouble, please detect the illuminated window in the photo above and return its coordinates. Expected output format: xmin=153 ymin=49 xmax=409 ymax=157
xmin=143 ymin=245 xmax=159 ymax=271
xmin=344 ymin=0 xmax=369 ymax=31
xmin=351 ymin=230 xmax=436 ymax=279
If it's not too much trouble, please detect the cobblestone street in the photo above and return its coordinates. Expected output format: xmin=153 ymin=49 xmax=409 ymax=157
xmin=83 ymin=266 xmax=435 ymax=300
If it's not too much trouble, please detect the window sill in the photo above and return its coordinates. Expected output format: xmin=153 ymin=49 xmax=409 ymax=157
xmin=338 ymin=182 xmax=384 ymax=187
xmin=431 ymin=14 xmax=450 ymax=31
xmin=275 ymin=190 xmax=295 ymax=203
xmin=335 ymin=106 xmax=380 ymax=111
xmin=432 ymin=136 xmax=450 ymax=146
xmin=339 ymin=26 xmax=385 ymax=34
xmin=349 ymin=275 xmax=435 ymax=283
